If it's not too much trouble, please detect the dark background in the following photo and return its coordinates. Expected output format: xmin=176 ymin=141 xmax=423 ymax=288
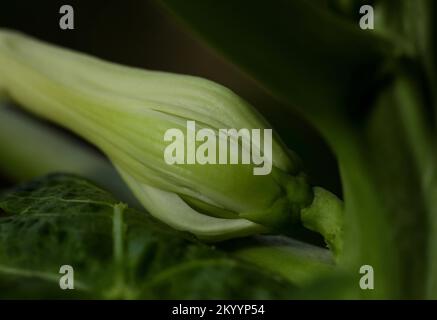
xmin=0 ymin=0 xmax=341 ymax=196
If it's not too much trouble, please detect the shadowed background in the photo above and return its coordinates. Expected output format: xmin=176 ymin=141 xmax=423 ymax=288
xmin=0 ymin=0 xmax=341 ymax=196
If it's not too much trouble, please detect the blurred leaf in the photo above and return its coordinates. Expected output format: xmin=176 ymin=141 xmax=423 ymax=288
xmin=377 ymin=0 xmax=437 ymax=104
xmin=160 ymin=0 xmax=394 ymax=137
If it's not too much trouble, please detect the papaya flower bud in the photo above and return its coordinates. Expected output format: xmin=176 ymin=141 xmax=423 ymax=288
xmin=0 ymin=29 xmax=342 ymax=250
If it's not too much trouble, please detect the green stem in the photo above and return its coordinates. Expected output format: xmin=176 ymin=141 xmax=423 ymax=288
xmin=338 ymin=140 xmax=402 ymax=299
xmin=227 ymin=235 xmax=335 ymax=286
xmin=394 ymin=73 xmax=437 ymax=298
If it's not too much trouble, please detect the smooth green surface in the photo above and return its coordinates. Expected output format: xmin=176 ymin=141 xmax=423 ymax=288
xmin=231 ymin=236 xmax=334 ymax=286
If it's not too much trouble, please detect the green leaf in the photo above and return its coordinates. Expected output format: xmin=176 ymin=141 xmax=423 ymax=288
xmin=0 ymin=173 xmax=306 ymax=299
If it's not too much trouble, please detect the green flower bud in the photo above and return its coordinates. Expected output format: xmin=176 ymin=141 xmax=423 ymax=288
xmin=0 ymin=30 xmax=342 ymax=246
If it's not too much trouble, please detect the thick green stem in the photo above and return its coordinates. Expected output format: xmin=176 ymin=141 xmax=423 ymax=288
xmin=226 ymin=235 xmax=335 ymax=286
xmin=301 ymin=187 xmax=343 ymax=259
xmin=394 ymin=73 xmax=437 ymax=298
xmin=338 ymin=140 xmax=402 ymax=299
